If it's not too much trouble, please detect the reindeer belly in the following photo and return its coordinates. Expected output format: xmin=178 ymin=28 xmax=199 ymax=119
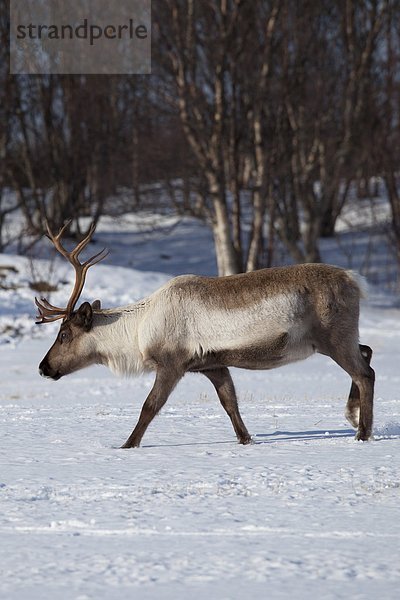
xmin=220 ymin=332 xmax=313 ymax=369
xmin=191 ymin=329 xmax=316 ymax=371
xmin=217 ymin=331 xmax=288 ymax=369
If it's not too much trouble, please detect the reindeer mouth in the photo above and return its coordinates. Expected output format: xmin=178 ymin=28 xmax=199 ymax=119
xmin=39 ymin=364 xmax=63 ymax=380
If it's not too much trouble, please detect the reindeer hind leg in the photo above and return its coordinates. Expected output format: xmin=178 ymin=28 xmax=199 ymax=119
xmin=328 ymin=343 xmax=374 ymax=441
xmin=345 ymin=344 xmax=373 ymax=429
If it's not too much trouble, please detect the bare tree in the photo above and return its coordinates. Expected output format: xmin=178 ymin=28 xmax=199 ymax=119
xmin=0 ymin=0 xmax=20 ymax=250
xmin=2 ymin=0 xmax=396 ymax=275
xmin=378 ymin=1 xmax=400 ymax=269
xmin=273 ymin=0 xmax=387 ymax=262
xmin=155 ymin=0 xmax=283 ymax=275
xmin=7 ymin=75 xmax=126 ymax=239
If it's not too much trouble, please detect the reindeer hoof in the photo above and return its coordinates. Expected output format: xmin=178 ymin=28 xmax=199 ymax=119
xmin=120 ymin=440 xmax=140 ymax=449
xmin=239 ymin=435 xmax=253 ymax=445
xmin=355 ymin=429 xmax=372 ymax=442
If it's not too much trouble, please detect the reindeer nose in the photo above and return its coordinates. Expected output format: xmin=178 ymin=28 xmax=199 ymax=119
xmin=39 ymin=358 xmax=50 ymax=378
xmin=39 ymin=358 xmax=61 ymax=380
xmin=39 ymin=362 xmax=46 ymax=378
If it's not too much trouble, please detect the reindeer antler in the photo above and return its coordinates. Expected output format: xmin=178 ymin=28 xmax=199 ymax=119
xmin=35 ymin=220 xmax=109 ymax=324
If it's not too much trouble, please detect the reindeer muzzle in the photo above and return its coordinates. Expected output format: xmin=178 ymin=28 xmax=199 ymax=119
xmin=39 ymin=358 xmax=62 ymax=380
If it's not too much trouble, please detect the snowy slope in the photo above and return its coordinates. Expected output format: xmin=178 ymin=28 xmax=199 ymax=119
xmin=1 ymin=213 xmax=400 ymax=599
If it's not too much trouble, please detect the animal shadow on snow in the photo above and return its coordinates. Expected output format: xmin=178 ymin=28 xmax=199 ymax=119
xmin=253 ymin=429 xmax=355 ymax=444
xmin=255 ymin=425 xmax=400 ymax=443
xmin=135 ymin=428 xmax=356 ymax=449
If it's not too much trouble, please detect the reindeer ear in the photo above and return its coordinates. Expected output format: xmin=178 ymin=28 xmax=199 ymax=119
xmin=75 ymin=302 xmax=93 ymax=331
xmin=91 ymin=299 xmax=101 ymax=310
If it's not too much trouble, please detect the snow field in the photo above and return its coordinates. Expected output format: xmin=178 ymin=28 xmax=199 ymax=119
xmin=1 ymin=213 xmax=400 ymax=599
xmin=1 ymin=323 xmax=400 ymax=599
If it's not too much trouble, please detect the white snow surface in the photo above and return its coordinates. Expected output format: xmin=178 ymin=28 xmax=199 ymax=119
xmin=1 ymin=213 xmax=400 ymax=599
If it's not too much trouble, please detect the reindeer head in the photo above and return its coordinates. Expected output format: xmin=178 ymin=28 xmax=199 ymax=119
xmin=36 ymin=221 xmax=108 ymax=380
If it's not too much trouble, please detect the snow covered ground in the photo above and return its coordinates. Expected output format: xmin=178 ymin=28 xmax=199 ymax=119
xmin=1 ymin=212 xmax=400 ymax=599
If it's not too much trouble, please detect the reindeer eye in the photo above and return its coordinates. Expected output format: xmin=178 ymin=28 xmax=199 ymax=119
xmin=59 ymin=331 xmax=70 ymax=344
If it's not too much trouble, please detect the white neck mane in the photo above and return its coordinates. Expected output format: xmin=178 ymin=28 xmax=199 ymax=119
xmin=90 ymin=301 xmax=150 ymax=377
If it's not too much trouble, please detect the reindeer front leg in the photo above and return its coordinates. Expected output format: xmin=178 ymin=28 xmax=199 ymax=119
xmin=121 ymin=366 xmax=183 ymax=448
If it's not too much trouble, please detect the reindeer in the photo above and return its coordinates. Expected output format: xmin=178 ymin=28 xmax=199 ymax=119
xmin=36 ymin=222 xmax=374 ymax=448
